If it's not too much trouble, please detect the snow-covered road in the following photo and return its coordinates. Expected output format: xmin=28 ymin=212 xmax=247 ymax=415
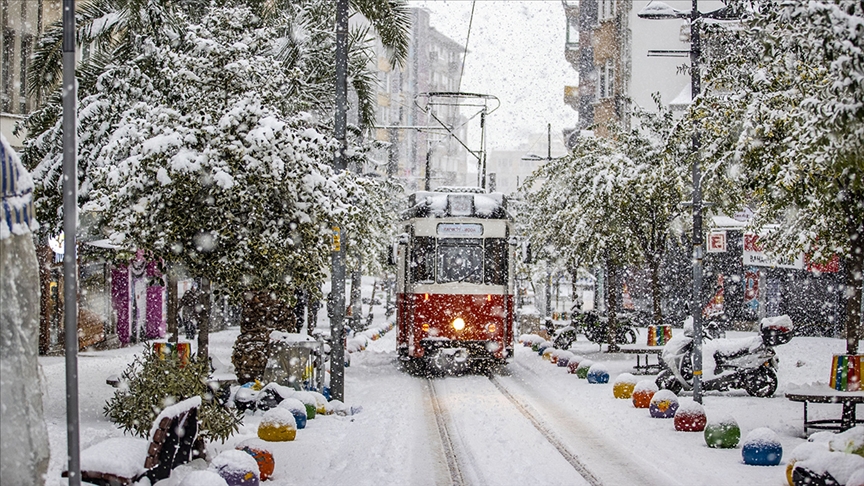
xmin=40 ymin=322 xmax=857 ymax=486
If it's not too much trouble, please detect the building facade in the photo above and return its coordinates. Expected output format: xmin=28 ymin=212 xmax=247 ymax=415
xmin=1 ymin=0 xmax=62 ymax=148
xmin=364 ymin=8 xmax=470 ymax=191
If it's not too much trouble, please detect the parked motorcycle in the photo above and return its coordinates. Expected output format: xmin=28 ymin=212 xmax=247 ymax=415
xmin=655 ymin=315 xmax=794 ymax=397
xmin=554 ymin=311 xmax=638 ymax=349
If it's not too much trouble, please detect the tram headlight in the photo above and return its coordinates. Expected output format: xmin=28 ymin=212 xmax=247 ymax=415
xmin=486 ymin=323 xmax=497 ymax=334
xmin=452 ymin=317 xmax=466 ymax=331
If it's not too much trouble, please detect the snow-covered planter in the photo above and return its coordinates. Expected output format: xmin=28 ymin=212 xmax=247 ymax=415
xmin=674 ymin=400 xmax=706 ymax=432
xmin=632 ymin=380 xmax=657 ymax=408
xmin=612 ymin=373 xmax=637 ymax=399
xmin=586 ymin=363 xmax=610 ymax=384
xmin=257 ymin=408 xmax=297 ymax=442
xmin=211 ymin=449 xmax=260 ymax=486
xmin=703 ymin=415 xmax=741 ymax=449
xmin=742 ymin=427 xmax=783 ymax=466
xmin=649 ymin=389 xmax=679 ymax=418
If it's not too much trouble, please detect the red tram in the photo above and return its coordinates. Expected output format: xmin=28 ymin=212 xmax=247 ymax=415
xmin=394 ymin=188 xmax=516 ymax=371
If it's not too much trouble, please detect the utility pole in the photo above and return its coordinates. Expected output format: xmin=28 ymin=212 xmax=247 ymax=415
xmin=637 ymin=0 xmax=736 ymax=404
xmin=62 ymin=0 xmax=81 ymax=483
xmin=330 ymin=0 xmax=348 ymax=402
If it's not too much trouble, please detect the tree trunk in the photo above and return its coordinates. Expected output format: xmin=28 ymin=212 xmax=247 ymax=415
xmin=845 ymin=209 xmax=863 ymax=355
xmin=231 ymin=291 xmax=297 ymax=383
xmin=350 ymin=268 xmax=362 ymax=329
xmin=651 ymin=255 xmax=663 ymax=326
xmin=197 ymin=277 xmax=211 ymax=359
xmin=166 ymin=266 xmax=178 ymax=344
xmin=606 ymin=259 xmax=620 ymax=352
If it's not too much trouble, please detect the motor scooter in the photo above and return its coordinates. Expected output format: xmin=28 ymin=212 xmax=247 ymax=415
xmin=655 ymin=315 xmax=794 ymax=397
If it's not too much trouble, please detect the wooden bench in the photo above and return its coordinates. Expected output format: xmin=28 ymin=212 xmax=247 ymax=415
xmin=64 ymin=396 xmax=200 ymax=485
xmin=786 ymin=386 xmax=864 ymax=435
xmin=619 ymin=346 xmax=664 ymax=375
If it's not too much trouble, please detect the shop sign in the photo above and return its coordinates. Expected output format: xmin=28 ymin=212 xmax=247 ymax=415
xmin=742 ymin=233 xmax=804 ymax=269
xmin=707 ymin=231 xmax=727 ymax=253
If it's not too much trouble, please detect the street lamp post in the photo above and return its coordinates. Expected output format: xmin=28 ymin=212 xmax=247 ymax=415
xmin=638 ymin=0 xmax=733 ymax=404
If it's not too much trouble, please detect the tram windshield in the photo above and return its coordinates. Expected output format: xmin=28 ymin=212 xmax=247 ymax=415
xmin=437 ymin=239 xmax=483 ymax=284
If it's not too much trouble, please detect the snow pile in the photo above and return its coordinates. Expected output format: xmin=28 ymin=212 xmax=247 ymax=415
xmin=148 ymin=396 xmax=201 ymax=440
xmin=269 ymin=331 xmax=316 ymax=344
xmin=614 ymin=373 xmax=637 ymax=385
xmin=787 ymin=428 xmax=864 ymax=484
xmin=210 ymin=449 xmax=260 ymax=480
xmin=277 ymin=397 xmax=307 ymax=415
xmin=78 ymin=437 xmax=149 ymax=478
xmin=675 ymin=399 xmax=704 ymax=418
xmin=743 ymin=427 xmax=780 ymax=447
xmin=633 ymin=379 xmax=658 ymax=393
xmin=260 ymin=407 xmax=297 ymax=429
xmin=180 ymin=469 xmax=230 ymax=486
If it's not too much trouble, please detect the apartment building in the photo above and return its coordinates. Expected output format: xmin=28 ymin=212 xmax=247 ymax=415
xmin=562 ymin=0 xmax=723 ymax=143
xmin=365 ymin=8 xmax=470 ymax=191
xmin=1 ymin=0 xmax=61 ymax=148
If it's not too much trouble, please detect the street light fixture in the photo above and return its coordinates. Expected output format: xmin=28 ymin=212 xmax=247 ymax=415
xmin=637 ymin=0 xmax=732 ymax=404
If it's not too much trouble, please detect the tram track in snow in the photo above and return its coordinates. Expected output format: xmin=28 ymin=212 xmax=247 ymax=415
xmin=426 ymin=377 xmax=467 ymax=486
xmin=425 ymin=369 xmax=601 ymax=486
xmin=488 ymin=374 xmax=604 ymax=486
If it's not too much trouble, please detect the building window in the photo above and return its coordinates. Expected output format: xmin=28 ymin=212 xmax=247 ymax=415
xmin=599 ymin=0 xmax=616 ymax=21
xmin=2 ymin=28 xmax=14 ymax=113
xmin=566 ymin=16 xmax=579 ymax=47
xmin=597 ymin=60 xmax=615 ymax=99
xmin=19 ymin=34 xmax=31 ymax=113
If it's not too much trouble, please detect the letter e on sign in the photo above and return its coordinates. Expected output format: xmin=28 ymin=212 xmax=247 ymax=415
xmin=707 ymin=231 xmax=726 ymax=253
xmin=332 ymin=226 xmax=341 ymax=252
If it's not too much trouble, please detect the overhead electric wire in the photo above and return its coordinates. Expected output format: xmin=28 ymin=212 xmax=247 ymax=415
xmin=457 ymin=1 xmax=476 ymax=94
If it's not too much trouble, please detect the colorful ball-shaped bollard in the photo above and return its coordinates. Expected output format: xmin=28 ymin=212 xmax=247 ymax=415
xmin=278 ymin=398 xmax=307 ymax=429
xmin=557 ymin=351 xmax=574 ymax=368
xmin=632 ymin=380 xmax=658 ymax=408
xmin=742 ymin=428 xmax=783 ymax=466
xmin=674 ymin=400 xmax=707 ymax=432
xmin=575 ymin=360 xmax=594 ymax=379
xmin=586 ymin=363 xmax=610 ymax=384
xmin=257 ymin=408 xmax=298 ymax=442
xmin=567 ymin=357 xmax=582 ymax=374
xmin=612 ymin=373 xmax=637 ymax=399
xmin=537 ymin=341 xmax=552 ymax=355
xmin=542 ymin=347 xmax=554 ymax=361
xmin=236 ymin=440 xmax=275 ymax=481
xmin=704 ymin=415 xmax=741 ymax=449
xmin=649 ymin=389 xmax=679 ymax=418
xmin=211 ymin=449 xmax=260 ymax=486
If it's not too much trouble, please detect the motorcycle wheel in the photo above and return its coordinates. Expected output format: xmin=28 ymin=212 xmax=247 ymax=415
xmin=745 ymin=367 xmax=778 ymax=397
xmin=656 ymin=370 xmax=683 ymax=394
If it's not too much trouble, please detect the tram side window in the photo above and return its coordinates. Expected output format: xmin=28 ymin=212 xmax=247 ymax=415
xmin=437 ymin=239 xmax=483 ymax=284
xmin=411 ymin=237 xmax=436 ymax=283
xmin=484 ymin=238 xmax=508 ymax=285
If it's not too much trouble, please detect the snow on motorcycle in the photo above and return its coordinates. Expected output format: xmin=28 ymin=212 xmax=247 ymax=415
xmin=655 ymin=315 xmax=794 ymax=397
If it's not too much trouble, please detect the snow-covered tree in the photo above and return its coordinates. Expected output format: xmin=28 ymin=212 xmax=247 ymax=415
xmin=698 ymin=0 xmax=864 ymax=353
xmin=25 ymin=4 xmax=403 ymax=378
xmin=520 ymin=103 xmax=687 ymax=348
xmin=521 ymin=136 xmax=643 ymax=351
xmin=22 ymin=0 xmax=410 ymax=233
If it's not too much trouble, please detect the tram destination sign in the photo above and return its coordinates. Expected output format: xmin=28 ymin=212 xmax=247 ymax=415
xmin=437 ymin=223 xmax=484 ymax=237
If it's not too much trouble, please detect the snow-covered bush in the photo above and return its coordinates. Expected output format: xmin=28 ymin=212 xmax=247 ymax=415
xmin=104 ymin=344 xmax=242 ymax=442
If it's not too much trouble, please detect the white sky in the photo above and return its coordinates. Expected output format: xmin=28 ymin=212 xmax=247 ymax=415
xmin=408 ymin=1 xmax=578 ymax=154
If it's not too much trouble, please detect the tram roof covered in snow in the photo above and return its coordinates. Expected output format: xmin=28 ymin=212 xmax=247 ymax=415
xmin=402 ymin=188 xmax=509 ymax=220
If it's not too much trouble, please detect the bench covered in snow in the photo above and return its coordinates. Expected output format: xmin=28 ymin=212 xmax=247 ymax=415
xmin=63 ymin=396 xmax=200 ymax=485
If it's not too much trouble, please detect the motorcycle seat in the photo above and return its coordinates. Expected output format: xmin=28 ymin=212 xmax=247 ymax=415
xmin=712 ymin=336 xmax=763 ymax=366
